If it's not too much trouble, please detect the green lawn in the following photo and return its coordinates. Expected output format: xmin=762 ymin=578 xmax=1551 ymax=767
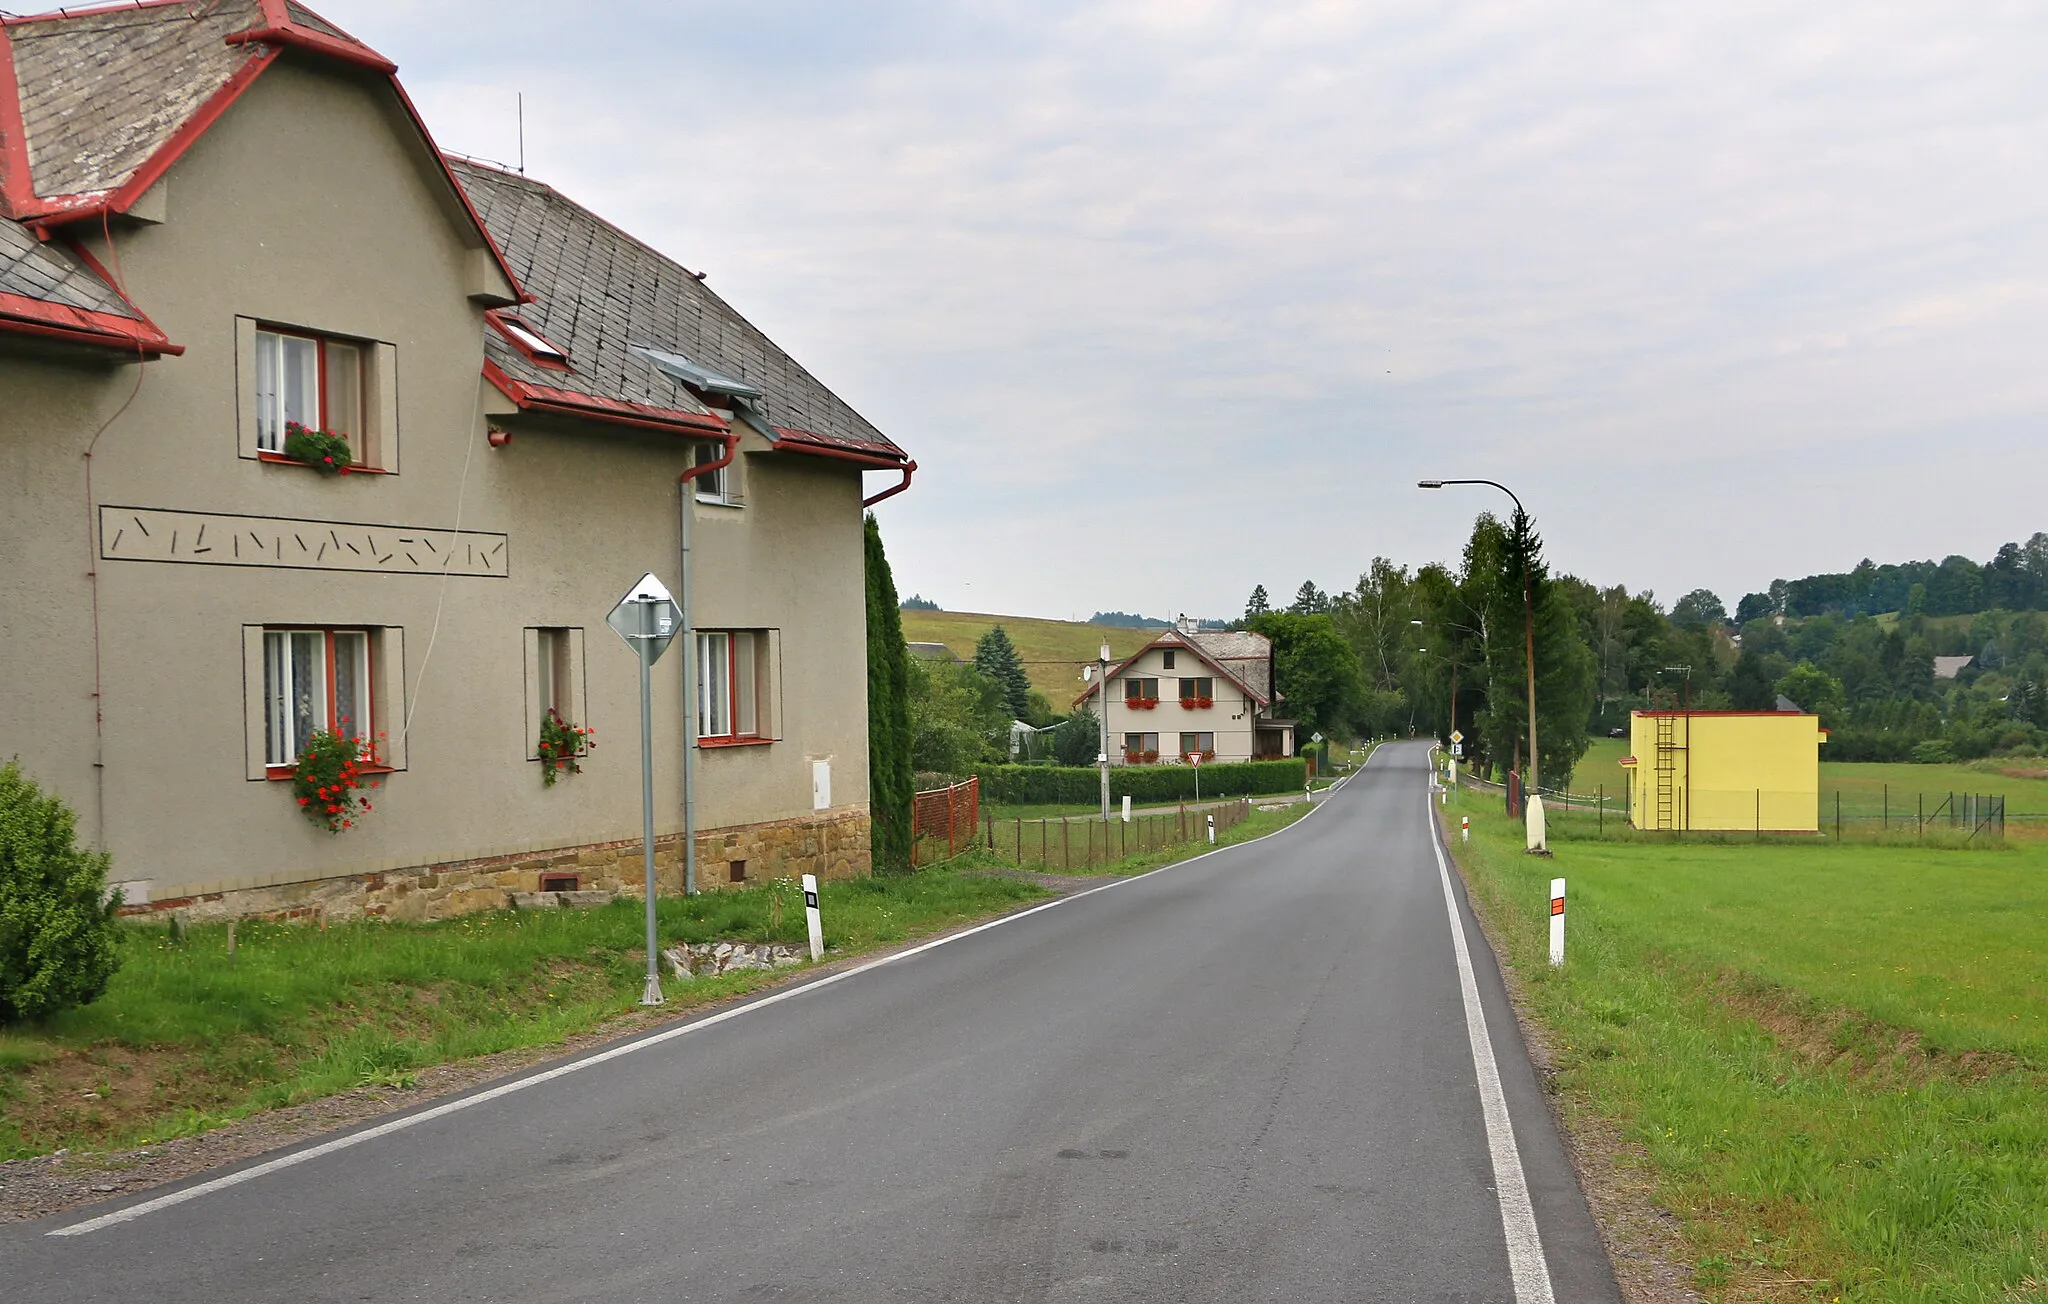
xmin=1446 ymin=787 xmax=2048 ymax=1300
xmin=0 ymin=872 xmax=1049 ymax=1160
xmin=898 ymin=609 xmax=1154 ymax=701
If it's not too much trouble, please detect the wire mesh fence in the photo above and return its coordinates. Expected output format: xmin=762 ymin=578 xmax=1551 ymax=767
xmin=982 ymin=797 xmax=1255 ymax=872
xmin=910 ymin=776 xmax=980 ymax=867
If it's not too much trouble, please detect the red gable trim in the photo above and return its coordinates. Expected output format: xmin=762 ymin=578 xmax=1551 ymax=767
xmin=0 ymin=290 xmax=181 ymax=356
xmin=9 ymin=21 xmax=524 ymax=304
xmin=0 ymin=23 xmax=34 ymax=218
xmin=1073 ymin=630 xmax=1269 ymax=710
xmin=483 ymin=359 xmax=728 ymax=436
xmin=769 ymin=425 xmax=908 ymax=466
xmin=19 ymin=47 xmax=278 ymax=227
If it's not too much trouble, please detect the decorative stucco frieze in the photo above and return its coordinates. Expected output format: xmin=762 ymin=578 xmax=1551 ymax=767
xmin=99 ymin=505 xmax=508 ymax=577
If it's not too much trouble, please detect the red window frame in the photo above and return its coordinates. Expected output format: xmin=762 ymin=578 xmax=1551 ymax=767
xmin=263 ymin=626 xmax=384 ymax=779
xmin=256 ymin=325 xmax=381 ymax=470
xmin=488 ymin=312 xmax=571 ymax=370
xmin=697 ymin=631 xmax=770 ymax=748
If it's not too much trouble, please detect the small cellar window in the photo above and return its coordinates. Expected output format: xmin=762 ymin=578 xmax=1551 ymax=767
xmin=728 ymin=860 xmax=748 ymax=884
xmin=539 ymin=873 xmax=579 ymax=893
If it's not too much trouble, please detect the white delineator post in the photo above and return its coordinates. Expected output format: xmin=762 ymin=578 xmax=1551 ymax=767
xmin=1206 ymin=812 xmax=1215 ymax=845
xmin=1548 ymin=878 xmax=1566 ymax=967
xmin=801 ymin=873 xmax=824 ymax=962
xmin=1121 ymin=795 xmax=1131 ymax=823
xmin=1461 ymin=815 xmax=1470 ymax=843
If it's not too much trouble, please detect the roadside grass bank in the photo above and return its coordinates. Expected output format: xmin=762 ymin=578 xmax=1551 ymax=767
xmin=0 ymin=871 xmax=1049 ymax=1161
xmin=982 ymin=792 xmax=1318 ymax=877
xmin=1442 ymin=787 xmax=2048 ymax=1301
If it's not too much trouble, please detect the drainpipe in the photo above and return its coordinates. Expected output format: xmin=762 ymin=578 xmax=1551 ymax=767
xmin=677 ymin=430 xmax=739 ymax=896
xmin=862 ymin=459 xmax=916 ymax=508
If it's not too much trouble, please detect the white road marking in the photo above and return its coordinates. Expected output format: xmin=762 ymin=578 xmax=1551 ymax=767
xmin=50 ymin=768 xmax=1353 ymax=1238
xmin=1427 ymin=785 xmax=1556 ymax=1303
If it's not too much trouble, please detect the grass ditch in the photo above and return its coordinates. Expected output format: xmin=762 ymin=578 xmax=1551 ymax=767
xmin=0 ymin=870 xmax=1048 ymax=1161
xmin=1442 ymin=785 xmax=2048 ymax=1302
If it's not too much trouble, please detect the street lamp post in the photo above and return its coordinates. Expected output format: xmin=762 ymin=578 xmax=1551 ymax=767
xmin=1418 ymin=478 xmax=1541 ymax=794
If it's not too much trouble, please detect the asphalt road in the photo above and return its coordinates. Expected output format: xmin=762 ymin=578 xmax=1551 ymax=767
xmin=2 ymin=741 xmax=1620 ymax=1303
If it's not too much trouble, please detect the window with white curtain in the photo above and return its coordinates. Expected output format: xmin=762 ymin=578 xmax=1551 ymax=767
xmin=253 ymin=327 xmax=362 ymax=454
xmin=697 ymin=630 xmax=763 ymax=742
xmin=263 ymin=628 xmax=371 ymax=767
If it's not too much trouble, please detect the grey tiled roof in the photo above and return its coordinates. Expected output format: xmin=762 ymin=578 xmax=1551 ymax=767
xmin=0 ymin=217 xmax=136 ymax=318
xmin=1186 ymin=630 xmax=1273 ymax=700
xmin=5 ymin=0 xmax=266 ymax=203
xmin=450 ymin=158 xmax=905 ymax=459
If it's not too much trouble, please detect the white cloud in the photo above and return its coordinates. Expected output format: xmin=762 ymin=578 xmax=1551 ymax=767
xmin=315 ymin=0 xmax=2048 ymax=615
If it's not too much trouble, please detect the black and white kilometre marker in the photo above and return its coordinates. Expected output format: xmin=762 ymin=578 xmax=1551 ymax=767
xmin=802 ymin=872 xmax=823 ymax=961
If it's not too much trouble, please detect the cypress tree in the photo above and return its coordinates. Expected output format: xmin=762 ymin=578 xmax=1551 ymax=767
xmin=974 ymin=625 xmax=1033 ymax=721
xmin=864 ymin=514 xmax=913 ymax=874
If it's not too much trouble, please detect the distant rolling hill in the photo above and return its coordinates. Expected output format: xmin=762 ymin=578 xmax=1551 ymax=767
xmin=898 ymin=610 xmax=1158 ymax=705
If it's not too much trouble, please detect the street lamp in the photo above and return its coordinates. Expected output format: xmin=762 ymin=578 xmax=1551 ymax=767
xmin=1418 ymin=478 xmax=1542 ymax=793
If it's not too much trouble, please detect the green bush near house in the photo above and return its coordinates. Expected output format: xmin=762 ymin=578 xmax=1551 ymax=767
xmin=0 ymin=761 xmax=122 ymax=1024
xmin=972 ymin=758 xmax=1308 ymax=806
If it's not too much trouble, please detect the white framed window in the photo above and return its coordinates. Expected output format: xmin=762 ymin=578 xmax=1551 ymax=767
xmin=263 ymin=628 xmax=371 ymax=769
xmin=697 ymin=630 xmax=763 ymax=743
xmin=693 ymin=440 xmax=738 ymax=506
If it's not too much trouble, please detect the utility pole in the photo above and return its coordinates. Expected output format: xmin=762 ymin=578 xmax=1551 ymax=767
xmin=1097 ymin=641 xmax=1112 ymax=821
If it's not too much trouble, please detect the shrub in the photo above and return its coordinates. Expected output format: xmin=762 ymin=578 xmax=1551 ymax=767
xmin=973 ymin=758 xmax=1308 ymax=806
xmin=1910 ymin=738 xmax=1958 ymax=764
xmin=0 ymin=761 xmax=121 ymax=1023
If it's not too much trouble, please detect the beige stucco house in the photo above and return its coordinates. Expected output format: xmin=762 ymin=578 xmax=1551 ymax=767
xmin=1076 ymin=621 xmax=1296 ymax=765
xmin=0 ymin=0 xmax=913 ymax=920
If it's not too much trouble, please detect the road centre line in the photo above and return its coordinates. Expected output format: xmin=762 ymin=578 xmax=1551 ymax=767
xmin=1427 ymin=777 xmax=1557 ymax=1303
xmin=49 ymin=762 xmax=1361 ymax=1238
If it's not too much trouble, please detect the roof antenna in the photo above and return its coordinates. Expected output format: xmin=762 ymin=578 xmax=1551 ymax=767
xmin=516 ymin=92 xmax=525 ymax=174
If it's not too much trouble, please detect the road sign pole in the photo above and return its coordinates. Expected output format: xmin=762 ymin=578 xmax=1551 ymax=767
xmin=638 ymin=615 xmax=663 ymax=1006
xmin=607 ymin=574 xmax=682 ymax=1008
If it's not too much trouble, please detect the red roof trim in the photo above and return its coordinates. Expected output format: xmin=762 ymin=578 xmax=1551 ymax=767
xmin=0 ymin=0 xmax=203 ymax=23
xmin=20 ymin=47 xmax=277 ymax=226
xmin=385 ymin=78 xmax=526 ymax=304
xmin=1074 ymin=630 xmax=1269 ymax=710
xmin=0 ymin=289 xmax=181 ymax=356
xmin=769 ymin=425 xmax=907 ymax=465
xmin=484 ymin=358 xmax=728 ymax=435
xmin=225 ymin=23 xmax=398 ymax=75
xmin=1630 ymin=710 xmax=1822 ymax=718
xmin=0 ymin=23 xmax=34 ymax=218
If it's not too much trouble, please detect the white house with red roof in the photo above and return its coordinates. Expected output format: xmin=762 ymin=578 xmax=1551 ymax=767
xmin=1077 ymin=619 xmax=1297 ymax=765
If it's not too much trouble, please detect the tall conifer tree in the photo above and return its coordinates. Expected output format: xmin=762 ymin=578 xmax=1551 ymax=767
xmin=864 ymin=514 xmax=913 ymax=873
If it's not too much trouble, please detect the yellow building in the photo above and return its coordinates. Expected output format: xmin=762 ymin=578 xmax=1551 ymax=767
xmin=1621 ymin=711 xmax=1827 ymax=832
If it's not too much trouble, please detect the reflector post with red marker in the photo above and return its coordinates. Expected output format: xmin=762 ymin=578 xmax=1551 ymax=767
xmin=1461 ymin=816 xmax=1470 ymax=843
xmin=1548 ymin=877 xmax=1566 ymax=967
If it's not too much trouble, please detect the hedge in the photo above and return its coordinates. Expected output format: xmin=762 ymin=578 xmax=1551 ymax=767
xmin=972 ymin=759 xmax=1308 ymax=806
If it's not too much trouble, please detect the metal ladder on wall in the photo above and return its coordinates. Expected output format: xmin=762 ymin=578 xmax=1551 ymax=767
xmin=1653 ymin=714 xmax=1677 ymax=830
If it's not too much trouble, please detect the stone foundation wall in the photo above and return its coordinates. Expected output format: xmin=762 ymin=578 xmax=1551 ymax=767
xmin=124 ymin=808 xmax=871 ymax=925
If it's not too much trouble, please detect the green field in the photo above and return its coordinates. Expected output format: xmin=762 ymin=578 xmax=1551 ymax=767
xmin=898 ymin=609 xmax=1155 ymax=702
xmin=1446 ymin=787 xmax=2048 ymax=1300
xmin=0 ymin=872 xmax=1049 ymax=1160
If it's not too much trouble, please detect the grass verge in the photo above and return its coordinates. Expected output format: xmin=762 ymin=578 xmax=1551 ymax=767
xmin=1442 ymin=786 xmax=2048 ymax=1302
xmin=0 ymin=871 xmax=1049 ymax=1161
xmin=990 ymin=792 xmax=1318 ymax=877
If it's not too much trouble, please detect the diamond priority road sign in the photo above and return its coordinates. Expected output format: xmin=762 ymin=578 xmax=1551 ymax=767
xmin=606 ymin=572 xmax=682 ymax=665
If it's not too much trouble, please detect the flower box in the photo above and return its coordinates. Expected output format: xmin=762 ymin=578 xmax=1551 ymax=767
xmin=1124 ymin=696 xmax=1159 ymax=710
xmin=1179 ymin=696 xmax=1214 ymax=709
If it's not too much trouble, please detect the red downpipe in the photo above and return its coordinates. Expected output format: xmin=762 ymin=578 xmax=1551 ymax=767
xmin=680 ymin=431 xmax=739 ymax=488
xmin=863 ymin=459 xmax=916 ymax=508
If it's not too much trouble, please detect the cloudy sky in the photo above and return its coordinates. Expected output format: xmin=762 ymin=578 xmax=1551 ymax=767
xmin=327 ymin=2 xmax=2045 ymax=619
